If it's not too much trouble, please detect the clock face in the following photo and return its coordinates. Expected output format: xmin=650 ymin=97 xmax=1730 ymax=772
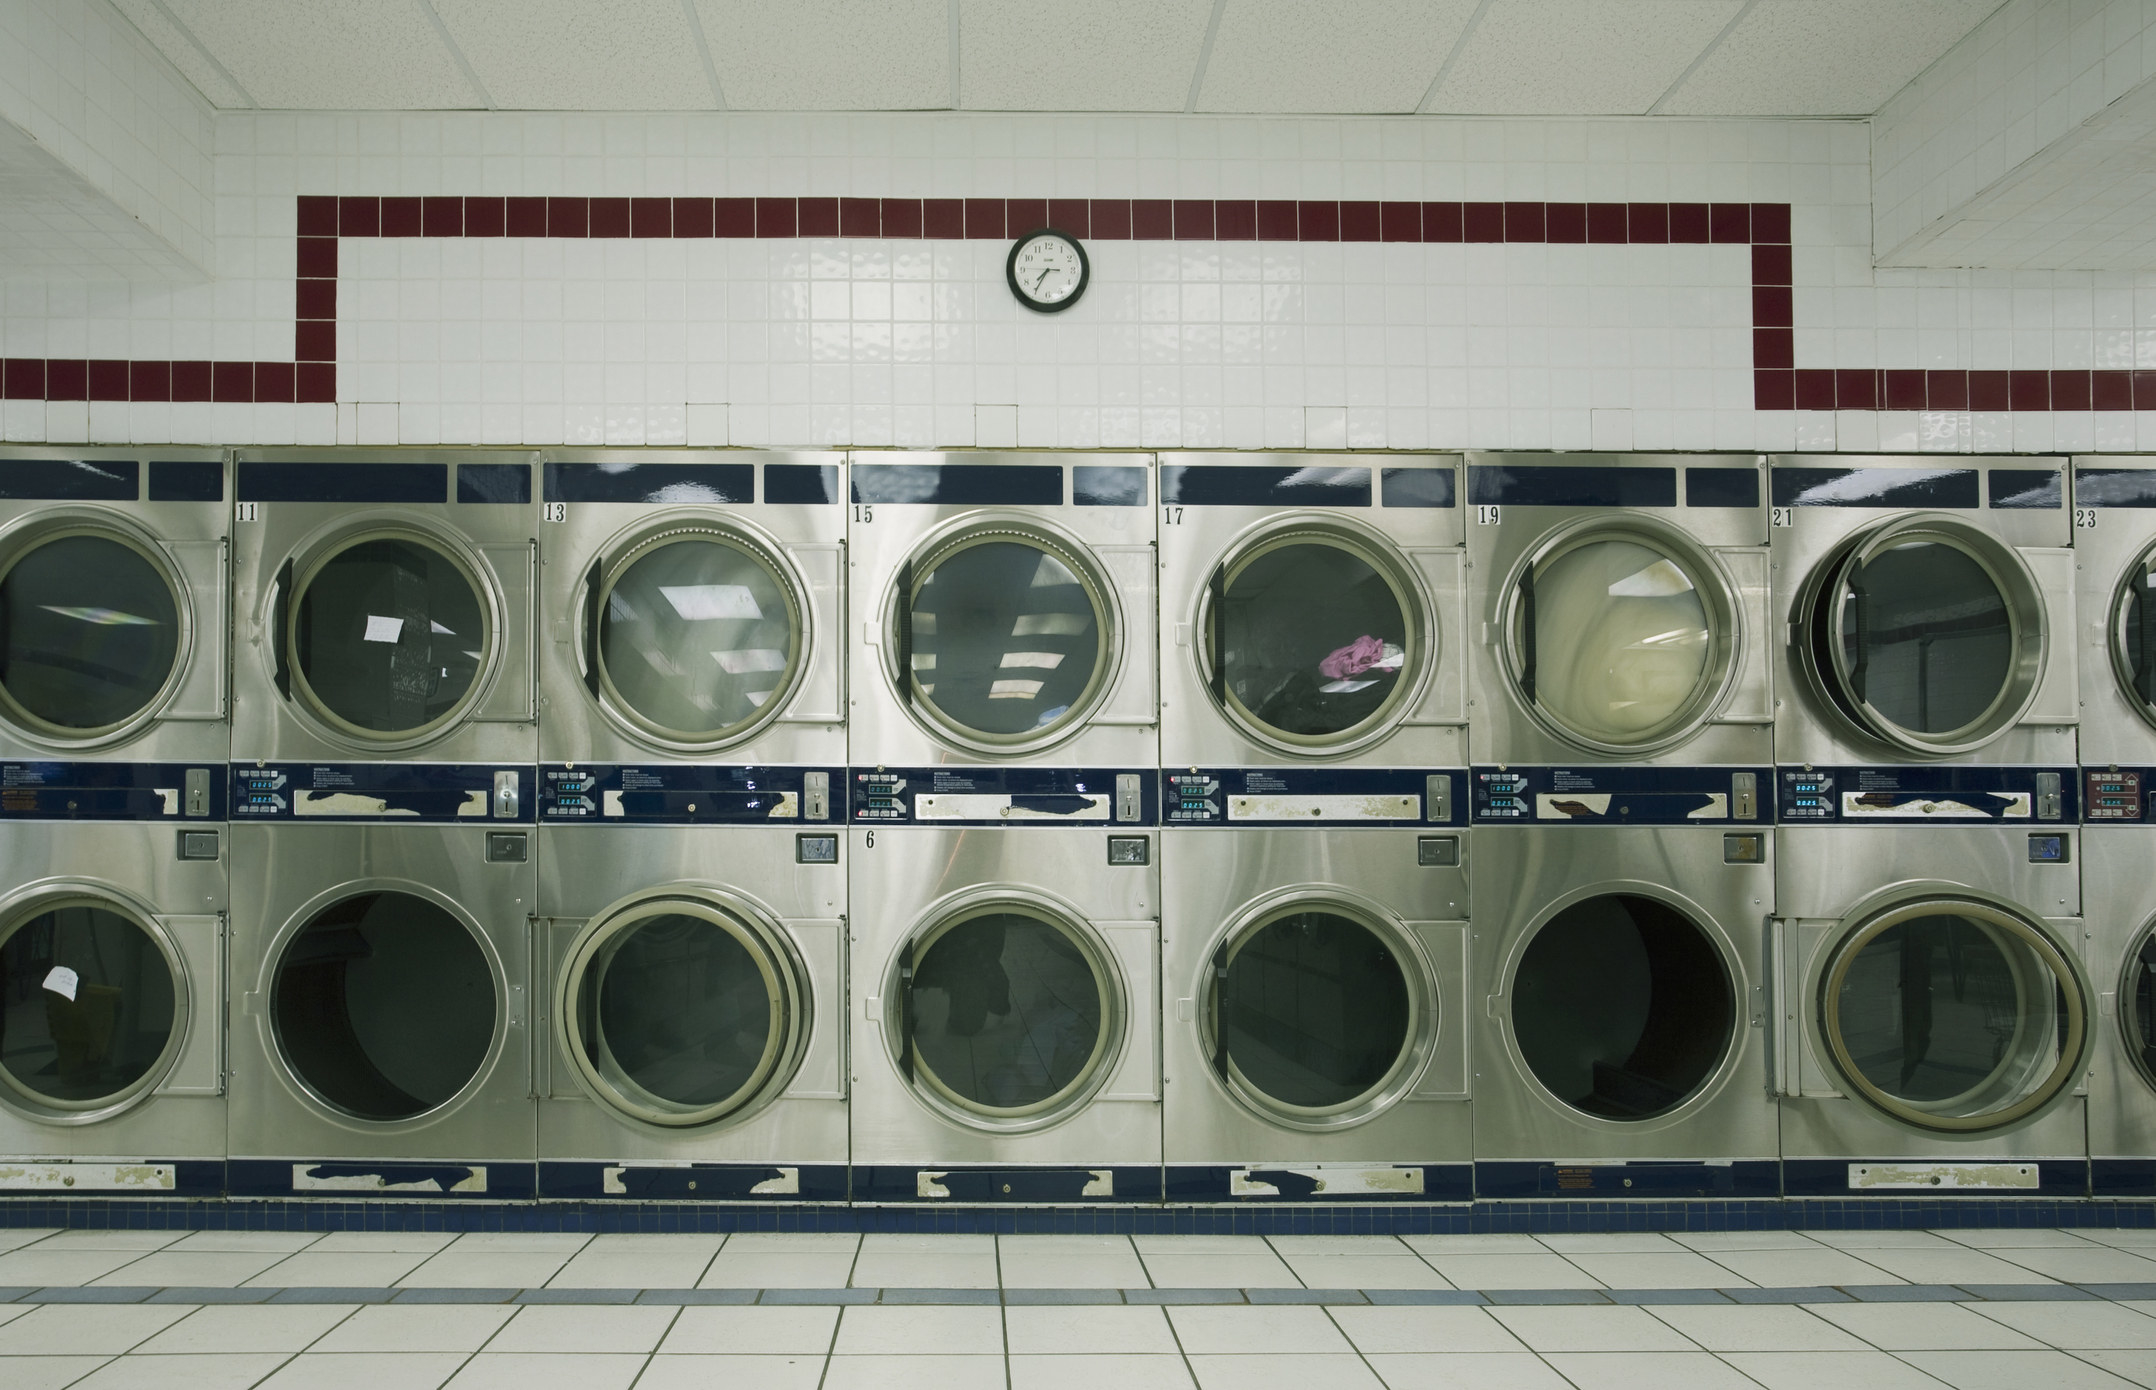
xmin=1007 ymin=231 xmax=1088 ymax=313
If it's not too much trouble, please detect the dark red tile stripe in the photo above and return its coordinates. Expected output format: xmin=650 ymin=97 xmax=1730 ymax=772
xmin=0 ymin=198 xmax=2094 ymax=411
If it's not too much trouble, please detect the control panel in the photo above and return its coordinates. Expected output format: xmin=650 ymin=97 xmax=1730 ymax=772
xmin=1 ymin=762 xmax=228 ymax=821
xmin=851 ymin=768 xmax=1156 ymax=826
xmin=233 ymin=764 xmax=534 ymax=823
xmin=2084 ymin=768 xmax=2151 ymax=822
xmin=537 ymin=765 xmax=840 ymax=824
xmin=1164 ymin=768 xmax=1464 ymax=827
xmin=1777 ymin=767 xmax=2078 ymax=824
xmin=1471 ymin=767 xmax=1770 ymax=826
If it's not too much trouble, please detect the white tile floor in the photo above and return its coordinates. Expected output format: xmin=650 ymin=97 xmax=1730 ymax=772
xmin=0 ymin=1226 xmax=2150 ymax=1386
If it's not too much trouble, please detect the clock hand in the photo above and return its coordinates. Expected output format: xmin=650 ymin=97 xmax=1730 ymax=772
xmin=1034 ymin=268 xmax=1051 ymax=291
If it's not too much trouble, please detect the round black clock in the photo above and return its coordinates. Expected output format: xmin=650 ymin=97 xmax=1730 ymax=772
xmin=1007 ymin=229 xmax=1088 ymax=313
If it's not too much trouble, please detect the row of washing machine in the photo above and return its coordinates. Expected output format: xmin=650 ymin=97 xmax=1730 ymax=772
xmin=0 ymin=446 xmax=2151 ymax=1206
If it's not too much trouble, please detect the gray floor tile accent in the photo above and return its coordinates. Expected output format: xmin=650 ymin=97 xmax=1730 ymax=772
xmin=1126 ymin=1289 xmax=1244 ymax=1305
xmin=516 ymin=1287 xmax=638 ymax=1304
xmin=267 ymin=1288 xmax=394 ymax=1304
xmin=1726 ymin=1287 xmax=1851 ymax=1304
xmin=636 ymin=1289 xmax=759 ymax=1305
xmin=1364 ymin=1290 xmax=1488 ymax=1306
xmin=1606 ymin=1289 xmax=1732 ymax=1305
xmin=1002 ymin=1289 xmax=1127 ymax=1305
xmin=28 ymin=1287 xmax=153 ymax=1303
xmin=759 ymin=1288 xmax=875 ymax=1305
xmin=390 ymin=1288 xmax=519 ymax=1304
xmin=1483 ymin=1289 xmax=1611 ymax=1305
xmin=1958 ymin=1283 xmax=2096 ymax=1301
xmin=1846 ymin=1285 xmax=1973 ymax=1302
xmin=148 ymin=1287 xmax=276 ymax=1304
xmin=2079 ymin=1282 xmax=2156 ymax=1300
xmin=880 ymin=1288 xmax=999 ymax=1305
xmin=0 ymin=1288 xmax=33 ymax=1302
xmin=1245 ymin=1289 xmax=1356 ymax=1304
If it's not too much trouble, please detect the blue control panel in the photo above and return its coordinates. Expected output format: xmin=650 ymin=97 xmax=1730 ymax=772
xmin=232 ymin=763 xmax=534 ymax=823
xmin=2083 ymin=767 xmax=2155 ymax=822
xmin=1471 ymin=766 xmax=1771 ymax=825
xmin=0 ymin=761 xmax=225 ymax=821
xmin=538 ymin=764 xmax=841 ymax=824
xmin=850 ymin=767 xmax=1155 ymax=826
xmin=1776 ymin=766 xmax=2077 ymax=824
xmin=1163 ymin=767 xmax=1464 ymax=827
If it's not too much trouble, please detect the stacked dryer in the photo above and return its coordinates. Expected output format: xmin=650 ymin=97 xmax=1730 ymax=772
xmin=0 ymin=448 xmax=231 ymax=1200
xmin=225 ymin=449 xmax=541 ymax=1200
xmin=1465 ymin=453 xmax=1780 ymax=1200
xmin=2070 ymin=456 xmax=2156 ymax=1199
xmin=1156 ymin=454 xmax=1472 ymax=1203
xmin=1769 ymin=456 xmax=2091 ymax=1200
xmin=532 ymin=450 xmax=848 ymax=1203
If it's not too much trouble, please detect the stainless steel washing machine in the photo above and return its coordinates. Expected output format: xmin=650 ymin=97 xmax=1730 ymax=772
xmin=1774 ymin=794 xmax=2091 ymax=1201
xmin=848 ymin=452 xmax=1155 ymax=769
xmin=1467 ymin=453 xmax=1773 ymax=768
xmin=533 ymin=789 xmax=847 ymax=1202
xmin=536 ymin=449 xmax=844 ymax=768
xmin=1157 ymin=452 xmax=1465 ymax=771
xmin=2081 ymin=830 xmax=2156 ymax=1198
xmin=0 ymin=807 xmax=226 ymax=1198
xmin=1469 ymin=775 xmax=1777 ymax=1199
xmin=1771 ymin=455 xmax=2077 ymax=769
xmin=225 ymin=767 xmax=536 ymax=1199
xmin=848 ymin=768 xmax=1160 ymax=1204
xmin=1161 ymin=803 xmax=1472 ymax=1204
xmin=232 ymin=449 xmax=538 ymax=766
xmin=0 ymin=448 xmax=229 ymax=765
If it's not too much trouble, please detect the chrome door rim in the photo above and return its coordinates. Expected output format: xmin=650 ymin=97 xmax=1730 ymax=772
xmin=2117 ymin=919 xmax=2156 ymax=1093
xmin=2107 ymin=543 xmax=2156 ymax=730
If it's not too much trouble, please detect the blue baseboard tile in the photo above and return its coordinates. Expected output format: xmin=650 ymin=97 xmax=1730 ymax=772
xmin=536 ymin=1162 xmax=848 ymax=1203
xmin=1782 ymin=1159 xmax=2089 ymax=1200
xmin=1474 ymin=1160 xmax=1780 ymax=1201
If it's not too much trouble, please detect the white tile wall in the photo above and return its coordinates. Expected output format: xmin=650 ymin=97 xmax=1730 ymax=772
xmin=2 ymin=109 xmax=2156 ymax=452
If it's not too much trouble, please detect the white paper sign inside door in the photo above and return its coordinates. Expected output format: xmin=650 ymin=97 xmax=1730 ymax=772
xmin=42 ymin=966 xmax=80 ymax=1001
xmin=362 ymin=614 xmax=405 ymax=643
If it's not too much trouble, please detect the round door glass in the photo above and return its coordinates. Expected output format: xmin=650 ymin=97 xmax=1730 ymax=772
xmin=0 ymin=902 xmax=177 ymax=1108
xmin=292 ymin=538 xmax=487 ymax=737
xmin=273 ymin=892 xmax=495 ymax=1122
xmin=0 ymin=535 xmax=181 ymax=736
xmin=1838 ymin=540 xmax=2013 ymax=737
xmin=1209 ymin=539 xmax=1415 ymax=744
xmin=1825 ymin=906 xmax=2083 ymax=1128
xmin=1523 ymin=538 xmax=1715 ymax=746
xmin=2128 ymin=928 xmax=2156 ymax=1091
xmin=598 ymin=536 xmax=800 ymax=742
xmin=908 ymin=911 xmax=1109 ymax=1118
xmin=1216 ymin=910 xmax=1413 ymax=1115
xmin=572 ymin=909 xmax=788 ymax=1125
xmin=905 ymin=538 xmax=1106 ymax=741
xmin=1511 ymin=895 xmax=1733 ymax=1120
xmin=2116 ymin=550 xmax=2156 ymax=715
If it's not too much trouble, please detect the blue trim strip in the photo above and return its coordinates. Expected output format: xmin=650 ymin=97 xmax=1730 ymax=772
xmin=0 ymin=458 xmax=137 ymax=500
xmin=238 ymin=461 xmax=447 ymax=503
xmin=147 ymin=459 xmax=222 ymax=502
xmin=765 ymin=462 xmax=841 ymax=505
xmin=2073 ymin=466 xmax=2156 ymax=508
xmin=1161 ymin=464 xmax=1370 ymax=507
xmin=456 ymin=463 xmax=530 ymax=504
xmin=1469 ymin=465 xmax=1677 ymax=509
xmin=851 ymin=463 xmax=1062 ymax=506
xmin=543 ymin=461 xmax=752 ymax=505
xmin=0 ymin=761 xmax=227 ymax=821
xmin=1770 ymin=466 xmax=1979 ymax=510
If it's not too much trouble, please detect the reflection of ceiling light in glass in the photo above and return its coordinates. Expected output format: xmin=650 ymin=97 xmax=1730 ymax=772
xmin=1606 ymin=559 xmax=1694 ymax=598
xmin=641 ymin=649 xmax=684 ymax=675
xmin=1012 ymin=613 xmax=1088 ymax=636
xmin=1030 ymin=554 xmax=1078 ymax=587
xmin=1000 ymin=651 xmax=1065 ymax=669
xmin=608 ymin=593 xmax=640 ymax=622
xmin=659 ymin=584 xmax=762 ymax=620
xmin=1633 ymin=627 xmax=1708 ymax=647
xmin=714 ymin=648 xmax=787 ymax=674
xmin=38 ymin=605 xmax=157 ymax=626
xmin=990 ymin=678 xmax=1044 ymax=699
xmin=429 ymin=619 xmax=455 ymax=635
xmin=913 ymin=611 xmax=937 ymax=634
xmin=910 ymin=653 xmax=936 ymax=671
xmin=745 ymin=689 xmax=771 ymax=707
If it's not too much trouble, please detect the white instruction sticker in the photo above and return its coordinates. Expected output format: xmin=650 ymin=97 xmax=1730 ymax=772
xmin=362 ymin=614 xmax=405 ymax=643
xmin=42 ymin=966 xmax=79 ymax=1001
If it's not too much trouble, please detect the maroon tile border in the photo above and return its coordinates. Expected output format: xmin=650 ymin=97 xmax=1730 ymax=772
xmin=0 ymin=196 xmax=2099 ymax=411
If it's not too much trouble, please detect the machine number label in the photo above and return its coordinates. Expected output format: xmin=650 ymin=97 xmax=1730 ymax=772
xmin=1474 ymin=504 xmax=1501 ymax=525
xmin=234 ymin=501 xmax=259 ymax=522
xmin=542 ymin=502 xmax=568 ymax=522
xmin=1162 ymin=505 xmax=1183 ymax=525
xmin=1770 ymin=507 xmax=1794 ymax=527
xmin=852 ymin=504 xmax=873 ymax=523
xmin=2075 ymin=507 xmax=2099 ymax=529
xmin=863 ymin=829 xmax=876 ymax=847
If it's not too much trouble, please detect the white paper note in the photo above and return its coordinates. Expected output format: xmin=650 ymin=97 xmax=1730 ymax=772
xmin=42 ymin=966 xmax=79 ymax=1001
xmin=362 ymin=614 xmax=405 ymax=643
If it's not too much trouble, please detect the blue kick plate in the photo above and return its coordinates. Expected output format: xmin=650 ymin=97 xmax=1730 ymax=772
xmin=1164 ymin=767 xmax=1465 ymax=826
xmin=232 ymin=763 xmax=535 ymax=823
xmin=850 ymin=767 xmax=1156 ymax=826
xmin=1471 ymin=766 xmax=1772 ymax=825
xmin=1 ymin=761 xmax=226 ymax=820
xmin=539 ymin=1162 xmax=849 ymax=1202
xmin=1776 ymin=766 xmax=2079 ymax=824
xmin=538 ymin=764 xmax=843 ymax=824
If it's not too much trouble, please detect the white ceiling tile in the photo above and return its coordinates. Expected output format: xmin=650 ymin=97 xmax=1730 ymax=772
xmin=1195 ymin=0 xmax=1479 ymax=113
xmin=694 ymin=0 xmax=948 ymax=110
xmin=159 ymin=0 xmax=479 ymax=110
xmin=958 ymin=0 xmax=1215 ymax=111
xmin=110 ymin=0 xmax=252 ymax=108
xmin=432 ymin=0 xmax=714 ymax=109
xmin=1429 ymin=0 xmax=1742 ymax=115
xmin=1659 ymin=0 xmax=2003 ymax=116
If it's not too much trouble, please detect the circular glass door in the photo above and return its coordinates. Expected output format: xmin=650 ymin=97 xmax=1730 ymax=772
xmin=563 ymin=900 xmax=804 ymax=1127
xmin=897 ymin=530 xmax=1112 ymax=750
xmin=1804 ymin=521 xmax=2046 ymax=754
xmin=2126 ymin=926 xmax=2156 ymax=1092
xmin=272 ymin=891 xmax=497 ymax=1122
xmin=1819 ymin=900 xmax=2086 ymax=1131
xmin=1507 ymin=527 xmax=1735 ymax=753
xmin=0 ymin=531 xmax=183 ymax=742
xmin=2110 ymin=544 xmax=2156 ymax=725
xmin=897 ymin=905 xmax=1119 ymax=1127
xmin=0 ymin=897 xmax=181 ymax=1114
xmin=593 ymin=530 xmax=804 ymax=748
xmin=1201 ymin=531 xmax=1425 ymax=751
xmin=1510 ymin=894 xmax=1734 ymax=1120
xmin=1205 ymin=906 xmax=1425 ymax=1127
xmin=288 ymin=535 xmax=490 ymax=742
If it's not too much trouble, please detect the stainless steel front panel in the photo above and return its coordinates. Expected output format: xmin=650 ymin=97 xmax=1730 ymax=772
xmin=1162 ymin=828 xmax=1470 ymax=1165
xmin=1774 ymin=826 xmax=2089 ymax=1161
xmin=850 ymin=825 xmax=1160 ymax=1165
xmin=536 ymin=825 xmax=846 ymax=1164
xmin=0 ymin=821 xmax=226 ymax=1160
xmin=226 ymin=824 xmax=535 ymax=1163
xmin=1470 ymin=825 xmax=1777 ymax=1162
xmin=2070 ymin=456 xmax=2156 ymax=766
xmin=2080 ymin=830 xmax=2156 ymax=1163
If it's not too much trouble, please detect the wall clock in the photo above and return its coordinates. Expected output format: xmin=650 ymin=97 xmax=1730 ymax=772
xmin=1007 ymin=229 xmax=1088 ymax=313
